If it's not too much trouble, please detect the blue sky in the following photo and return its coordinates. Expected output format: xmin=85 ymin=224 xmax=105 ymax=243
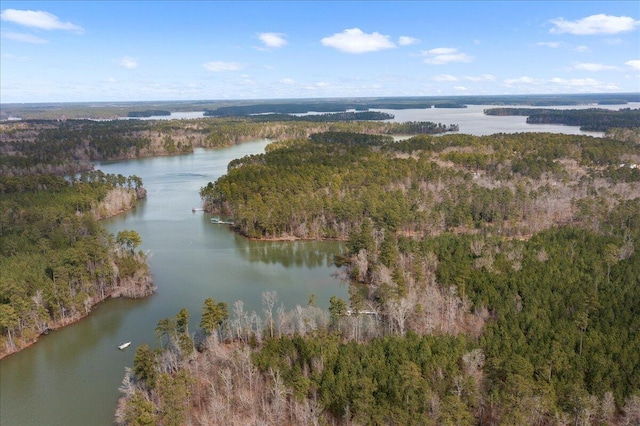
xmin=1 ymin=1 xmax=639 ymax=103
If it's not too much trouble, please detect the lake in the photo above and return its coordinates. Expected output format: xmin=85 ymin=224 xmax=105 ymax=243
xmin=0 ymin=104 xmax=632 ymax=425
xmin=0 ymin=139 xmax=348 ymax=426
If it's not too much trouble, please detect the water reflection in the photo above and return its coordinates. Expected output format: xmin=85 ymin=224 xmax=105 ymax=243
xmin=236 ymin=239 xmax=344 ymax=268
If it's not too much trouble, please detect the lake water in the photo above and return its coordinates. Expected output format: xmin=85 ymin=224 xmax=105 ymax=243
xmin=0 ymin=139 xmax=348 ymax=426
xmin=0 ymin=104 xmax=633 ymax=425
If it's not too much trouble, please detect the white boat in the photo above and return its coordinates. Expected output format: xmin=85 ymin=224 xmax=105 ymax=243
xmin=211 ymin=218 xmax=233 ymax=224
xmin=118 ymin=341 xmax=131 ymax=350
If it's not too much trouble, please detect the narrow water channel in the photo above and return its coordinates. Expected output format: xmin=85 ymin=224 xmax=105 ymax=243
xmin=0 ymin=140 xmax=348 ymax=426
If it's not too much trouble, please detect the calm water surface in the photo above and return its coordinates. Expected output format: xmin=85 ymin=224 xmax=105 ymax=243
xmin=1 ymin=104 xmax=633 ymax=425
xmin=0 ymin=139 xmax=348 ymax=426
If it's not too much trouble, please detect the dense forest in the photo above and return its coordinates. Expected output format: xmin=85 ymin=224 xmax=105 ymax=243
xmin=0 ymin=171 xmax=154 ymax=358
xmin=116 ymin=220 xmax=640 ymax=425
xmin=0 ymin=117 xmax=457 ymax=176
xmin=200 ymin=131 xmax=640 ymax=240
xmin=483 ymin=107 xmax=640 ymax=132
xmin=116 ymin=129 xmax=640 ymax=425
xmin=2 ymin=102 xmax=639 ymax=423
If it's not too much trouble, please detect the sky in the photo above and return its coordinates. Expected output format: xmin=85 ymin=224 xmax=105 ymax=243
xmin=1 ymin=1 xmax=639 ymax=103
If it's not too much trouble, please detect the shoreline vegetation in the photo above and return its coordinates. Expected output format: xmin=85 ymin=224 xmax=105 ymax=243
xmin=0 ymin=104 xmax=464 ymax=360
xmin=483 ymin=107 xmax=640 ymax=132
xmin=121 ymin=122 xmax=640 ymax=424
xmin=0 ymin=117 xmax=457 ymax=177
xmin=200 ymin=130 xmax=640 ymax=241
xmin=179 ymin=124 xmax=638 ymax=423
xmin=0 ymin=174 xmax=155 ymax=359
xmin=1 ymin=96 xmax=639 ymax=423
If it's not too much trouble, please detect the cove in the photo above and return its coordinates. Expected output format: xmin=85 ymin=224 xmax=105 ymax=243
xmin=0 ymin=139 xmax=348 ymax=426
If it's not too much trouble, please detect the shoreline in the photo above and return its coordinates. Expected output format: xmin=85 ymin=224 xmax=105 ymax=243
xmin=0 ymin=284 xmax=154 ymax=360
xmin=0 ymin=194 xmax=154 ymax=361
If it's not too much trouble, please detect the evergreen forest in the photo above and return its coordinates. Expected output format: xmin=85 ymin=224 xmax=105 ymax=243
xmin=0 ymin=171 xmax=154 ymax=357
xmin=118 ymin=128 xmax=639 ymax=425
xmin=483 ymin=107 xmax=640 ymax=132
xmin=2 ymin=102 xmax=639 ymax=424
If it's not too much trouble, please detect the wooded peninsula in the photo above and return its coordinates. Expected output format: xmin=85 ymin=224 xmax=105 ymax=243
xmin=123 ymin=108 xmax=638 ymax=425
xmin=1 ymin=98 xmax=639 ymax=425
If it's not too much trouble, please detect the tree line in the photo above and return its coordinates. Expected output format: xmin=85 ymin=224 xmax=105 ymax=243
xmin=0 ymin=172 xmax=154 ymax=357
xmin=483 ymin=107 xmax=640 ymax=132
xmin=117 ymin=129 xmax=639 ymax=425
xmin=200 ymin=131 xmax=639 ymax=240
xmin=0 ymin=117 xmax=458 ymax=177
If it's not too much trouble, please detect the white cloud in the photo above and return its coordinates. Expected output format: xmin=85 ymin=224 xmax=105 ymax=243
xmin=535 ymin=41 xmax=560 ymax=48
xmin=422 ymin=47 xmax=473 ymax=65
xmin=549 ymin=14 xmax=639 ymax=35
xmin=279 ymin=78 xmax=295 ymax=85
xmin=454 ymin=86 xmax=468 ymax=91
xmin=626 ymin=60 xmax=640 ymax=71
xmin=572 ymin=62 xmax=618 ymax=72
xmin=258 ymin=32 xmax=287 ymax=48
xmin=398 ymin=36 xmax=419 ymax=46
xmin=549 ymin=77 xmax=619 ymax=90
xmin=2 ymin=31 xmax=47 ymax=43
xmin=321 ymin=28 xmax=396 ymax=54
xmin=433 ymin=74 xmax=458 ymax=81
xmin=119 ymin=57 xmax=138 ymax=69
xmin=0 ymin=9 xmax=83 ymax=32
xmin=503 ymin=75 xmax=618 ymax=91
xmin=203 ymin=61 xmax=243 ymax=72
xmin=464 ymin=74 xmax=496 ymax=82
xmin=504 ymin=76 xmax=537 ymax=85
xmin=549 ymin=77 xmax=595 ymax=86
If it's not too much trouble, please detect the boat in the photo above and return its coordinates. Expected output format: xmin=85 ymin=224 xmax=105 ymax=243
xmin=118 ymin=341 xmax=131 ymax=350
xmin=211 ymin=218 xmax=233 ymax=225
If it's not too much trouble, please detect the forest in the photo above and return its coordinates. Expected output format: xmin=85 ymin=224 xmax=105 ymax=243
xmin=0 ymin=117 xmax=457 ymax=177
xmin=200 ymin=131 xmax=640 ymax=240
xmin=0 ymin=171 xmax=154 ymax=358
xmin=116 ymin=128 xmax=639 ymax=425
xmin=2 ymin=103 xmax=639 ymax=423
xmin=0 ymin=115 xmax=455 ymax=358
xmin=483 ymin=107 xmax=640 ymax=132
